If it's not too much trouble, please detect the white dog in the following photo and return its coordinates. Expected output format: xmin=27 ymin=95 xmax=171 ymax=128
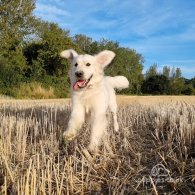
xmin=60 ymin=49 xmax=129 ymax=151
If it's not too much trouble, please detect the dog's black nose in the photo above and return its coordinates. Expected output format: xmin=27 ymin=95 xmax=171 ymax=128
xmin=75 ymin=71 xmax=84 ymax=78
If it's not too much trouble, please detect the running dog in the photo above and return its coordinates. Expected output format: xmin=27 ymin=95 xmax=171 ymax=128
xmin=60 ymin=49 xmax=129 ymax=151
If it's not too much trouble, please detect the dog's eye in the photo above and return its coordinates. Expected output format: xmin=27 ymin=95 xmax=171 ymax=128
xmin=86 ymin=63 xmax=91 ymax=67
xmin=75 ymin=63 xmax=78 ymax=67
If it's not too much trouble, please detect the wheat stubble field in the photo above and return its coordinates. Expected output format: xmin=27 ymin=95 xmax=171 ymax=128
xmin=0 ymin=96 xmax=195 ymax=194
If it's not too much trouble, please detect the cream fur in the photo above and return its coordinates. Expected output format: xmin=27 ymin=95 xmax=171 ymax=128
xmin=60 ymin=49 xmax=129 ymax=151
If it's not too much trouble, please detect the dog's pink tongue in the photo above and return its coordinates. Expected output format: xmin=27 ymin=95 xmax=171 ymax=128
xmin=73 ymin=80 xmax=85 ymax=91
xmin=73 ymin=82 xmax=79 ymax=91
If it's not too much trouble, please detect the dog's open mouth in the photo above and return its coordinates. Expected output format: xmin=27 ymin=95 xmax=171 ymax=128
xmin=73 ymin=75 xmax=93 ymax=91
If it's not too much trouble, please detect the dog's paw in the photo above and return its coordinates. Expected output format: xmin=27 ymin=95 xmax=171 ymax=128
xmin=88 ymin=143 xmax=98 ymax=154
xmin=63 ymin=131 xmax=76 ymax=141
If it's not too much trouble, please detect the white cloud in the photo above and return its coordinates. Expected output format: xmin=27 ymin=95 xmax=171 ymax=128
xmin=35 ymin=2 xmax=70 ymax=18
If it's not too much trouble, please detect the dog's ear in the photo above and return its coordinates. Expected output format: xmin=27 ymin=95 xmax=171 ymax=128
xmin=95 ymin=50 xmax=115 ymax=68
xmin=60 ymin=49 xmax=78 ymax=62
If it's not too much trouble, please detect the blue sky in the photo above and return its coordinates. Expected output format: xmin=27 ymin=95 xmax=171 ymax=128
xmin=34 ymin=0 xmax=195 ymax=78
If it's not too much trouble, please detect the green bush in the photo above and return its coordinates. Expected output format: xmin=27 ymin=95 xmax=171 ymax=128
xmin=141 ymin=75 xmax=170 ymax=95
xmin=181 ymin=84 xmax=194 ymax=95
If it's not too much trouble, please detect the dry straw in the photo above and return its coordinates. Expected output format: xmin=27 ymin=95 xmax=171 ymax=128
xmin=0 ymin=98 xmax=195 ymax=194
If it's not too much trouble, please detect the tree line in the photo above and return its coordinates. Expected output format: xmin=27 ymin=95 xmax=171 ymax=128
xmin=142 ymin=64 xmax=195 ymax=95
xmin=0 ymin=0 xmax=194 ymax=98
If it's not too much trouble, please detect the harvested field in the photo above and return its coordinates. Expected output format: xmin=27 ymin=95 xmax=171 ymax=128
xmin=116 ymin=95 xmax=195 ymax=105
xmin=0 ymin=96 xmax=195 ymax=194
xmin=1 ymin=95 xmax=194 ymax=106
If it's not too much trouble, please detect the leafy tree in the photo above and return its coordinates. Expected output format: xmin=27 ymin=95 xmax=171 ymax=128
xmin=73 ymin=34 xmax=93 ymax=53
xmin=168 ymin=67 xmax=185 ymax=95
xmin=168 ymin=77 xmax=185 ymax=95
xmin=0 ymin=48 xmax=26 ymax=95
xmin=110 ymin=47 xmax=143 ymax=94
xmin=0 ymin=0 xmax=36 ymax=51
xmin=181 ymin=84 xmax=194 ymax=95
xmin=73 ymin=36 xmax=120 ymax=55
xmin=0 ymin=0 xmax=36 ymax=95
xmin=162 ymin=66 xmax=170 ymax=78
xmin=141 ymin=75 xmax=170 ymax=95
xmin=98 ymin=38 xmax=119 ymax=51
xmin=175 ymin=67 xmax=182 ymax=78
xmin=170 ymin=67 xmax=182 ymax=79
xmin=189 ymin=77 xmax=195 ymax=88
xmin=37 ymin=21 xmax=72 ymax=76
xmin=24 ymin=21 xmax=81 ymax=77
xmin=88 ymin=41 xmax=101 ymax=54
xmin=145 ymin=64 xmax=158 ymax=79
xmin=23 ymin=41 xmax=45 ymax=79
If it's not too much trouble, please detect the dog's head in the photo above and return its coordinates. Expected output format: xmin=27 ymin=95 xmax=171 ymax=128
xmin=60 ymin=49 xmax=115 ymax=91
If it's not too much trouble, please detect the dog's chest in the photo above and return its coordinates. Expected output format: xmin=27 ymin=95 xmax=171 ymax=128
xmin=81 ymin=95 xmax=97 ymax=114
xmin=85 ymin=105 xmax=90 ymax=115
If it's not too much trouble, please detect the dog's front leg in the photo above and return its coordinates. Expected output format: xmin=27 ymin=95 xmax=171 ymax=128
xmin=88 ymin=113 xmax=107 ymax=152
xmin=63 ymin=104 xmax=85 ymax=141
